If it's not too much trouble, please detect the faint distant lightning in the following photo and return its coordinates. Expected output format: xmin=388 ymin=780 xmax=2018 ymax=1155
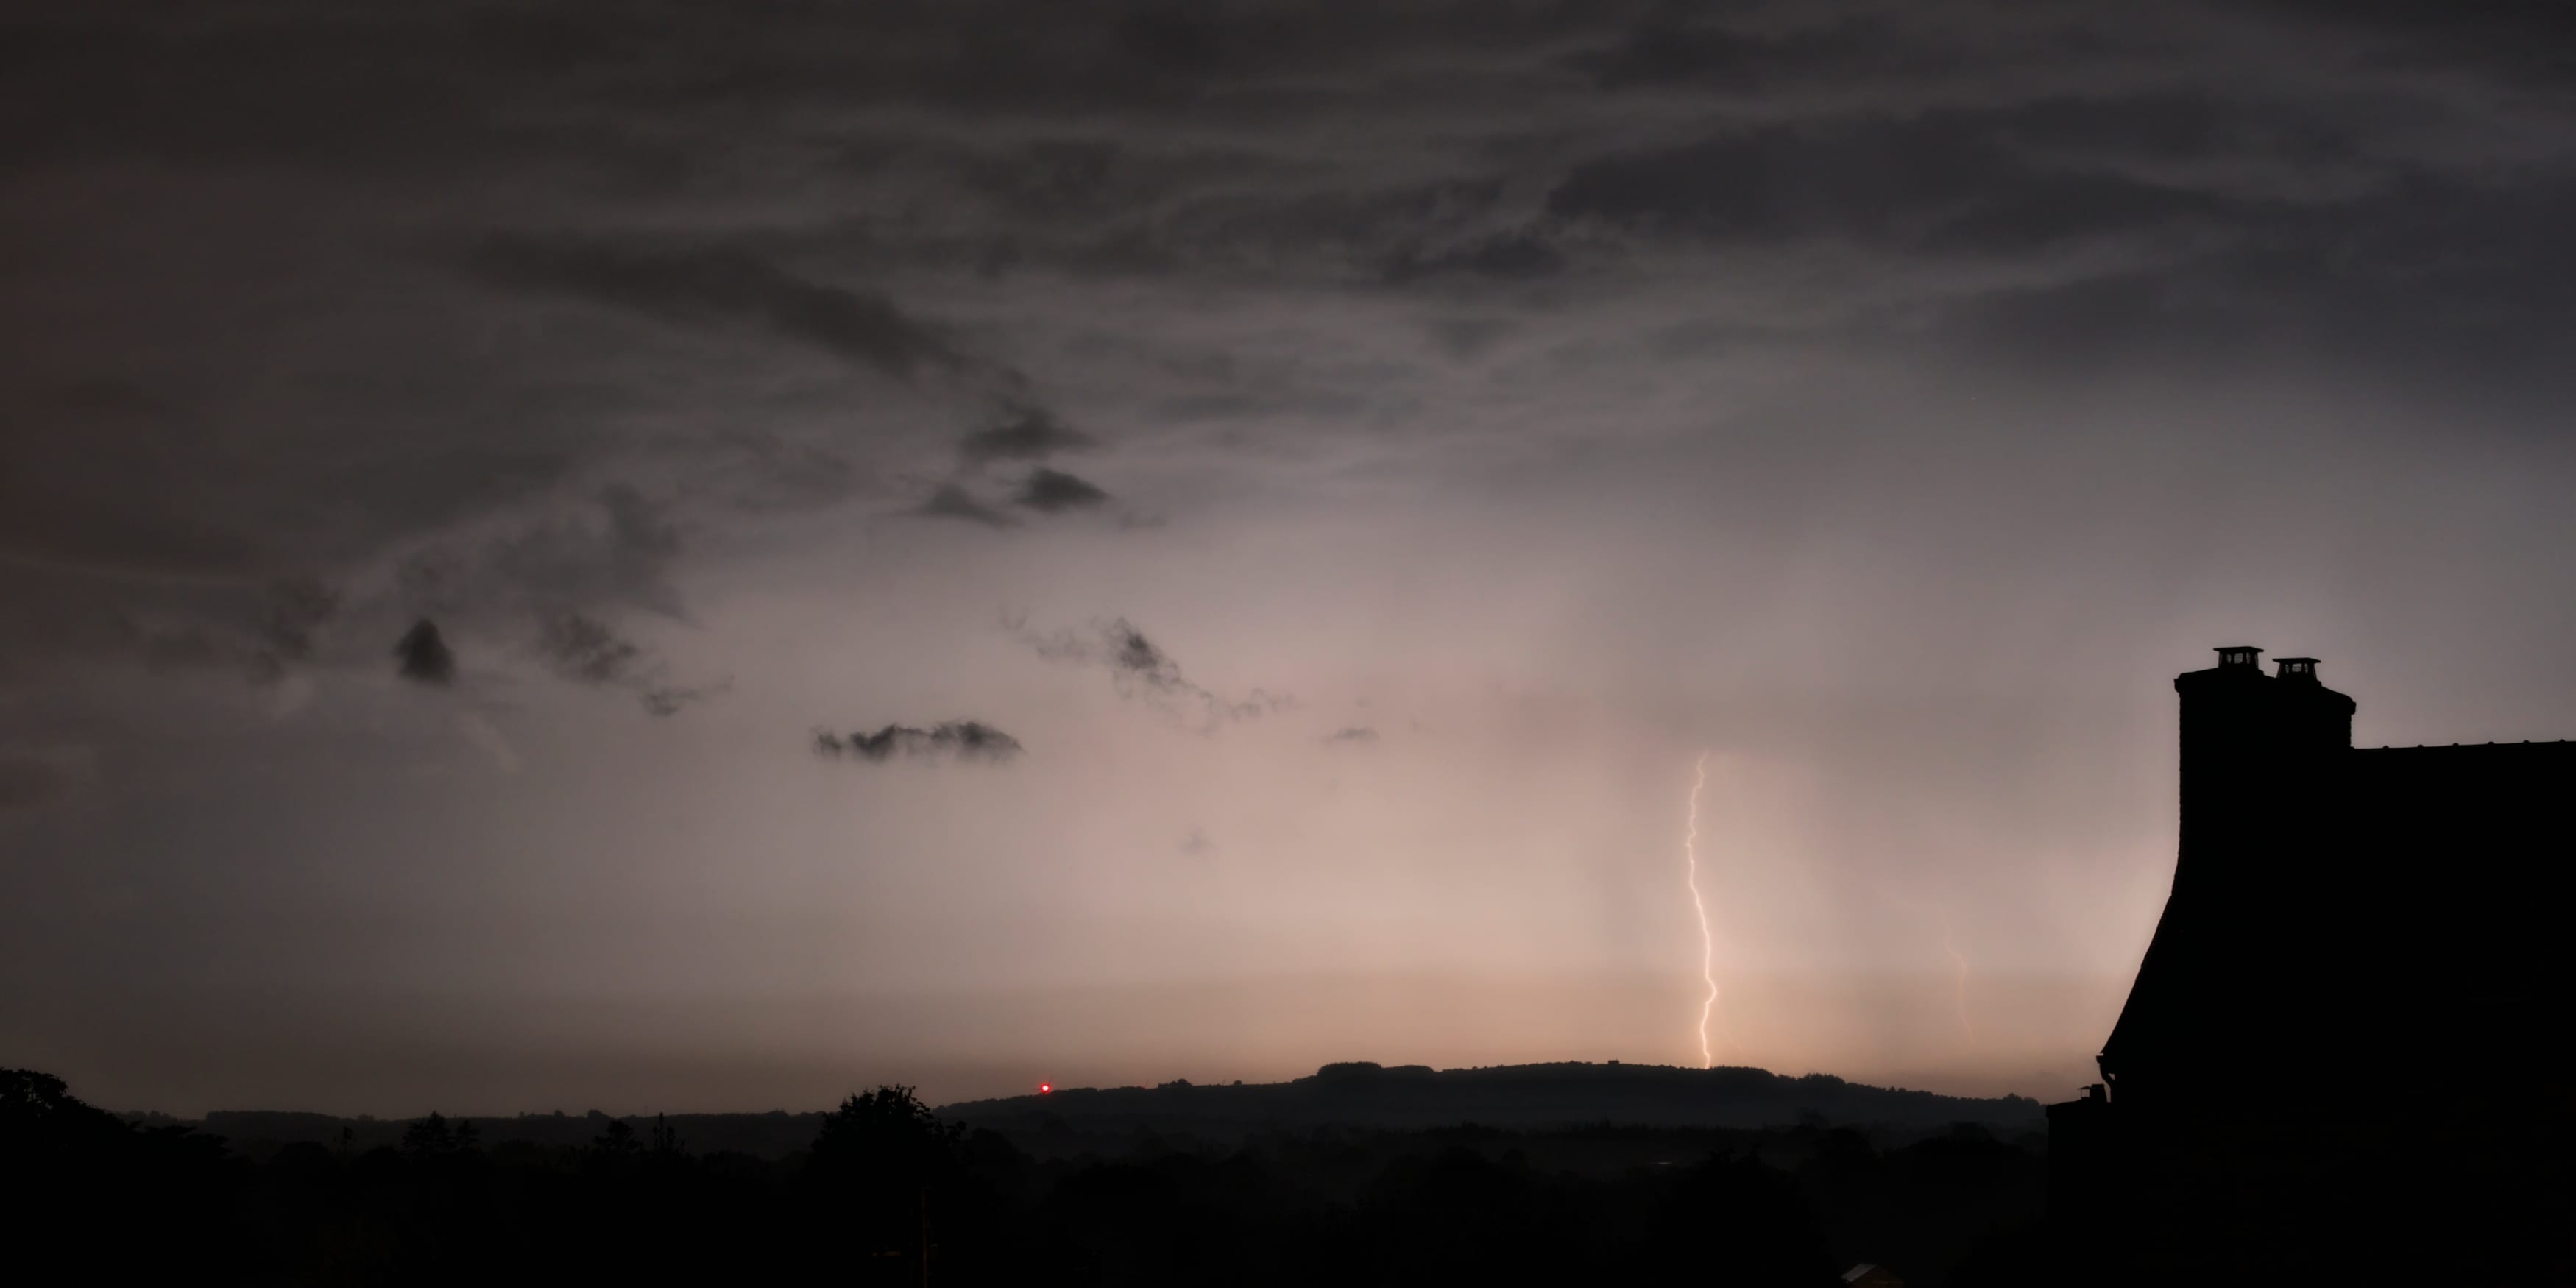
xmin=1939 ymin=910 xmax=1976 ymax=1042
xmin=1683 ymin=753 xmax=1720 ymax=1069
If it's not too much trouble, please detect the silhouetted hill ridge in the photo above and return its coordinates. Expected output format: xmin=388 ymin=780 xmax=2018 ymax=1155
xmin=946 ymin=1060 xmax=2042 ymax=1137
xmin=166 ymin=1061 xmax=2038 ymax=1159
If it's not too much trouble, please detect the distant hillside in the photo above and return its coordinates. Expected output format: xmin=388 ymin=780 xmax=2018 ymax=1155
xmin=943 ymin=1061 xmax=2042 ymax=1139
xmin=171 ymin=1062 xmax=2037 ymax=1161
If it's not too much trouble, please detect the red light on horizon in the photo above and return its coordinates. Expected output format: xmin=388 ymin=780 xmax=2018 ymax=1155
xmin=1038 ymin=1082 xmax=1052 ymax=1094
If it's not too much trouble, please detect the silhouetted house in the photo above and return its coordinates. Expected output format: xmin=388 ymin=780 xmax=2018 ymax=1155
xmin=2049 ymin=648 xmax=2575 ymax=1278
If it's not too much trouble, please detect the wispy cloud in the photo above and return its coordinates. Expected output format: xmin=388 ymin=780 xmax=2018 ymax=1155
xmin=813 ymin=721 xmax=1025 ymax=763
xmin=456 ymin=712 xmax=521 ymax=773
xmin=915 ymin=484 xmax=1020 ymax=528
xmin=464 ymin=236 xmax=967 ymax=381
xmin=960 ymin=407 xmax=1096 ymax=467
xmin=1009 ymin=614 xmax=1291 ymax=729
xmin=536 ymin=612 xmax=723 ymax=717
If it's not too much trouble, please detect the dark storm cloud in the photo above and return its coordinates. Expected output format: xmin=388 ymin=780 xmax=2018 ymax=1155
xmin=0 ymin=754 xmax=69 ymax=811
xmin=1924 ymin=171 xmax=2576 ymax=388
xmin=637 ymin=682 xmax=726 ymax=718
xmin=915 ymin=484 xmax=1019 ymax=528
xmin=1383 ymin=233 xmax=1567 ymax=284
xmin=2237 ymin=0 xmax=2576 ymax=79
xmin=1544 ymin=114 xmax=2237 ymax=253
xmin=138 ymin=626 xmax=228 ymax=673
xmin=258 ymin=576 xmax=339 ymax=665
xmin=15 ymin=575 xmax=343 ymax=689
xmin=537 ymin=612 xmax=721 ymax=717
xmin=1 ymin=0 xmax=2569 ymax=718
xmin=15 ymin=0 xmax=2576 ymax=1121
xmin=538 ymin=612 xmax=645 ymax=686
xmin=1560 ymin=13 xmax=1831 ymax=92
xmin=0 ymin=381 xmax=268 ymax=581
xmin=1 ymin=292 xmax=596 ymax=643
xmin=1974 ymin=93 xmax=2358 ymax=171
xmin=1013 ymin=468 xmax=1111 ymax=513
xmin=464 ymin=236 xmax=967 ymax=381
xmin=394 ymin=620 xmax=456 ymax=686
xmin=813 ymin=721 xmax=1024 ymax=764
xmin=960 ymin=408 xmax=1097 ymax=466
xmin=1012 ymin=615 xmax=1290 ymax=726
xmin=403 ymin=486 xmax=688 ymax=623
xmin=594 ymin=488 xmax=682 ymax=604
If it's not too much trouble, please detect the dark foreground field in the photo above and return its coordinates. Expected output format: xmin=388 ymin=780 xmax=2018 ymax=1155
xmin=7 ymin=1064 xmax=2050 ymax=1286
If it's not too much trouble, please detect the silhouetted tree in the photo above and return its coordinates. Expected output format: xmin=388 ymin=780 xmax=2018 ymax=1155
xmin=807 ymin=1086 xmax=970 ymax=1277
xmin=1 ymin=1067 xmax=130 ymax=1148
xmin=4 ymin=1070 xmax=234 ymax=1280
xmin=401 ymin=1111 xmax=456 ymax=1156
xmin=810 ymin=1085 xmax=966 ymax=1181
xmin=648 ymin=1113 xmax=686 ymax=1158
xmin=592 ymin=1117 xmax=640 ymax=1158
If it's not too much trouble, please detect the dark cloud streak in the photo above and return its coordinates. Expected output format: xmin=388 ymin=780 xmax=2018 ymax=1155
xmin=464 ymin=236 xmax=966 ymax=381
xmin=813 ymin=721 xmax=1024 ymax=763
xmin=394 ymin=620 xmax=456 ymax=686
xmin=1544 ymin=115 xmax=2237 ymax=253
xmin=960 ymin=408 xmax=1097 ymax=465
xmin=1013 ymin=468 xmax=1111 ymax=512
xmin=539 ymin=612 xmax=645 ymax=686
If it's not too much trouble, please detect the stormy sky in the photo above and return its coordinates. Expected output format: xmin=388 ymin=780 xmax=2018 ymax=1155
xmin=5 ymin=1 xmax=2575 ymax=1115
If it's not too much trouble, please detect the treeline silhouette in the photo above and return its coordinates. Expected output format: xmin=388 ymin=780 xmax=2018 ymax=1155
xmin=4 ymin=1066 xmax=2048 ymax=1286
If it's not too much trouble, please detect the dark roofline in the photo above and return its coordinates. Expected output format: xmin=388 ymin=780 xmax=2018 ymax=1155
xmin=2355 ymin=740 xmax=2576 ymax=751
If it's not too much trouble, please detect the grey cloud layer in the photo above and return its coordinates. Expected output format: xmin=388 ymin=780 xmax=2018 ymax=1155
xmin=960 ymin=409 xmax=1096 ymax=466
xmin=464 ymin=236 xmax=969 ymax=382
xmin=6 ymin=1 xmax=2575 ymax=710
xmin=8 ymin=0 xmax=2576 ymax=1114
xmin=916 ymin=484 xmax=1019 ymax=529
xmin=0 ymin=753 xmax=75 ymax=811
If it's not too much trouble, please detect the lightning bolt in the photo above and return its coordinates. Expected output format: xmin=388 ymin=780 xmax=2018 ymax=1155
xmin=1684 ymin=752 xmax=1719 ymax=1069
xmin=1940 ymin=910 xmax=1975 ymax=1042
